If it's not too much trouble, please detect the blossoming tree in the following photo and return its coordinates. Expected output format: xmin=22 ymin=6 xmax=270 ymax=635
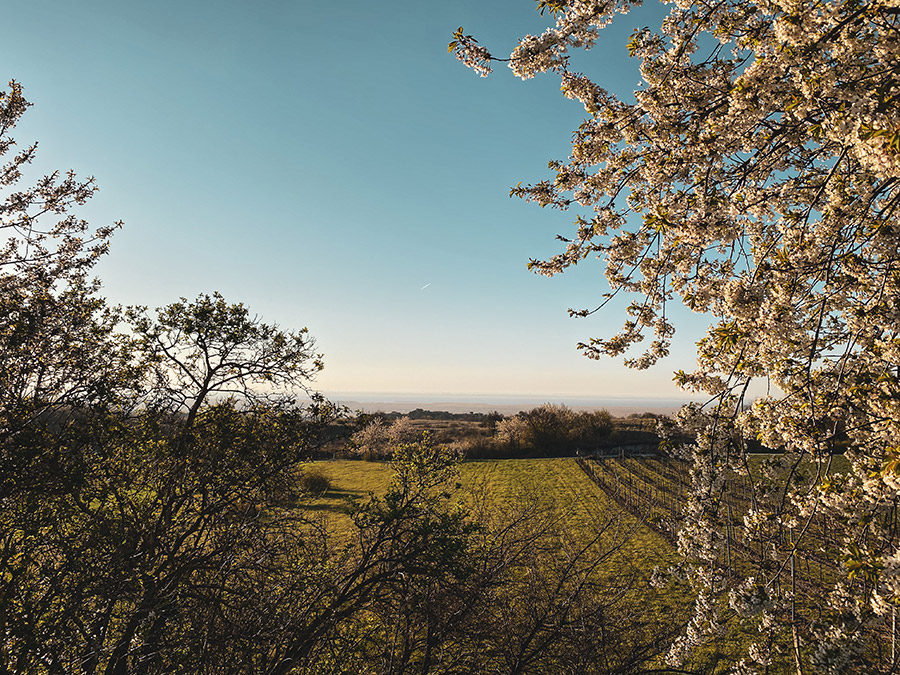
xmin=452 ymin=0 xmax=900 ymax=671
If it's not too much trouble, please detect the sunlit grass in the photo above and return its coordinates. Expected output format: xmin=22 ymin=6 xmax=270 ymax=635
xmin=303 ymin=456 xmax=777 ymax=672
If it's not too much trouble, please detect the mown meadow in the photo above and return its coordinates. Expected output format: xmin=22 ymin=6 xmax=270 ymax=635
xmin=302 ymin=455 xmax=778 ymax=673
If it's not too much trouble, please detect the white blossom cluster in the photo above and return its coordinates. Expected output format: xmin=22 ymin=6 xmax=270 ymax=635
xmin=665 ymin=590 xmax=723 ymax=667
xmin=728 ymin=577 xmax=774 ymax=618
xmin=456 ymin=0 xmax=900 ymax=669
xmin=449 ymin=28 xmax=492 ymax=77
xmin=809 ymin=585 xmax=870 ymax=674
xmin=728 ymin=660 xmax=760 ymax=675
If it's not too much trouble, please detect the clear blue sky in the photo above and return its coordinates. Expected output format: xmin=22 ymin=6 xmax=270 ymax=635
xmin=3 ymin=0 xmax=708 ymax=401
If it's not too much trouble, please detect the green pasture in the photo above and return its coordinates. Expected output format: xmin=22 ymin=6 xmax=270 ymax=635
xmin=303 ymin=457 xmax=678 ymax=582
xmin=302 ymin=457 xmax=798 ymax=672
xmin=305 ymin=457 xmax=668 ymax=548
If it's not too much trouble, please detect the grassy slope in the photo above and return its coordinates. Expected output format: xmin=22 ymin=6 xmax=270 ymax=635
xmin=459 ymin=458 xmax=677 ymax=571
xmin=306 ymin=457 xmax=680 ymax=592
xmin=307 ymin=458 xmax=670 ymax=550
xmin=305 ymin=457 xmax=778 ymax=672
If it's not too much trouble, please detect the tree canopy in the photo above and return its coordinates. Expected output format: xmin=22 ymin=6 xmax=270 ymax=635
xmin=454 ymin=0 xmax=899 ymax=671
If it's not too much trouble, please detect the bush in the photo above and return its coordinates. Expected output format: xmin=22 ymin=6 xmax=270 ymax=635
xmin=490 ymin=405 xmax=613 ymax=456
xmin=572 ymin=409 xmax=613 ymax=445
xmin=299 ymin=468 xmax=330 ymax=496
xmin=350 ymin=416 xmax=419 ymax=459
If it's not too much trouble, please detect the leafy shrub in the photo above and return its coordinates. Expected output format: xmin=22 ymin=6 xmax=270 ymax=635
xmin=299 ymin=468 xmax=331 ymax=496
xmin=491 ymin=405 xmax=613 ymax=456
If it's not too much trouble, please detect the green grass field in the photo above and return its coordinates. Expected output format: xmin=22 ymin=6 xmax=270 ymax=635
xmin=304 ymin=457 xmax=679 ymax=589
xmin=306 ymin=458 xmax=668 ymax=548
xmin=303 ymin=456 xmax=800 ymax=672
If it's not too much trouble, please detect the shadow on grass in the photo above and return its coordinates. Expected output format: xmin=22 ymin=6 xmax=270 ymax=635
xmin=299 ymin=488 xmax=372 ymax=514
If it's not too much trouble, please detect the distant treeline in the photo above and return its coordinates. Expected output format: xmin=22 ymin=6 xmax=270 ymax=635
xmin=361 ymin=408 xmax=665 ymax=423
xmin=363 ymin=408 xmax=503 ymax=423
xmin=339 ymin=404 xmax=675 ymax=460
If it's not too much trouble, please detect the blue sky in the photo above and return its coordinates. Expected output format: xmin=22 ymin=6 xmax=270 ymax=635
xmin=3 ymin=0 xmax=708 ymax=401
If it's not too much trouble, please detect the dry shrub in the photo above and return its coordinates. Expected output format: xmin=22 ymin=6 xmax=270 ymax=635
xmin=299 ymin=468 xmax=330 ymax=496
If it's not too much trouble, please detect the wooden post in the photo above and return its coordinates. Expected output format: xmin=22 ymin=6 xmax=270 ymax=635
xmin=725 ymin=504 xmax=733 ymax=577
xmin=790 ymin=527 xmax=803 ymax=675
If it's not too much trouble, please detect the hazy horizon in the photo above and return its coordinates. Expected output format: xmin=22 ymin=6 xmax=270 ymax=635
xmin=323 ymin=389 xmax=696 ymax=402
xmin=322 ymin=390 xmax=699 ymax=416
